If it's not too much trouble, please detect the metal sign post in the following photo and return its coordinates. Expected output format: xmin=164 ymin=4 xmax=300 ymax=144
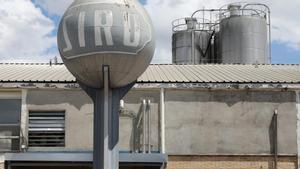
xmin=80 ymin=66 xmax=135 ymax=169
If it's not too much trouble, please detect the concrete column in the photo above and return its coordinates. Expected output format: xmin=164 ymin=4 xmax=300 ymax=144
xmin=20 ymin=89 xmax=28 ymax=149
xmin=79 ymin=66 xmax=135 ymax=169
xmin=296 ymin=91 xmax=300 ymax=169
xmin=160 ymin=88 xmax=166 ymax=154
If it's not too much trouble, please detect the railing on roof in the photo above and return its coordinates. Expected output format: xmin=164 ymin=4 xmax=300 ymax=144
xmin=173 ymin=2 xmax=270 ymax=32
xmin=172 ymin=17 xmax=215 ymax=32
xmin=218 ymin=2 xmax=270 ymax=23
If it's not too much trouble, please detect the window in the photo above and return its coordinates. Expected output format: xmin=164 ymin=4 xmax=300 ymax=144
xmin=0 ymin=99 xmax=21 ymax=152
xmin=28 ymin=111 xmax=65 ymax=147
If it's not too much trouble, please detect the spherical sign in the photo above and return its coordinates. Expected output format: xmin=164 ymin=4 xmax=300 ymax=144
xmin=58 ymin=0 xmax=155 ymax=88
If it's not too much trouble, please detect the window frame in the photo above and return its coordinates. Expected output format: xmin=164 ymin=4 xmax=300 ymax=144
xmin=0 ymin=91 xmax=22 ymax=153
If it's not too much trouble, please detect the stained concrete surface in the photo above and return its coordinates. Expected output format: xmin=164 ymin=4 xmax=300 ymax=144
xmin=24 ymin=89 xmax=298 ymax=155
xmin=26 ymin=89 xmax=160 ymax=152
xmin=165 ymin=90 xmax=297 ymax=155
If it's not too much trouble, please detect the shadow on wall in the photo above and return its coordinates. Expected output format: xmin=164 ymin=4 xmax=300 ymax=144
xmin=26 ymin=90 xmax=92 ymax=110
xmin=165 ymin=90 xmax=297 ymax=107
xmin=133 ymin=104 xmax=143 ymax=152
xmin=120 ymin=103 xmax=149 ymax=153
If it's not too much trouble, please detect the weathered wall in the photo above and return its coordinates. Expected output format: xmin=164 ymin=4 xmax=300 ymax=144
xmin=25 ymin=89 xmax=160 ymax=152
xmin=121 ymin=89 xmax=160 ymax=152
xmin=25 ymin=89 xmax=298 ymax=155
xmin=26 ymin=90 xmax=93 ymax=151
xmin=167 ymin=156 xmax=297 ymax=169
xmin=165 ymin=90 xmax=297 ymax=155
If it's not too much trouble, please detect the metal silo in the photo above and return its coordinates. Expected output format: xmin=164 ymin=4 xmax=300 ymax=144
xmin=172 ymin=18 xmax=212 ymax=64
xmin=219 ymin=3 xmax=271 ymax=64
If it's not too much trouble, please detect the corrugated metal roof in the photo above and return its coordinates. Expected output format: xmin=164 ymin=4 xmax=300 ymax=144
xmin=0 ymin=63 xmax=300 ymax=84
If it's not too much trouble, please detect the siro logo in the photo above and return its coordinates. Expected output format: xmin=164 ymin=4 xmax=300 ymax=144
xmin=58 ymin=4 xmax=152 ymax=59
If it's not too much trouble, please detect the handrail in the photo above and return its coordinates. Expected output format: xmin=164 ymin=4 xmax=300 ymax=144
xmin=172 ymin=18 xmax=215 ymax=32
xmin=191 ymin=9 xmax=226 ymax=18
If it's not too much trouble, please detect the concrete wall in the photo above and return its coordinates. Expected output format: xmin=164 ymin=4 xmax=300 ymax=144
xmin=24 ymin=88 xmax=298 ymax=156
xmin=165 ymin=89 xmax=297 ymax=155
xmin=26 ymin=89 xmax=93 ymax=151
xmin=25 ymin=89 xmax=160 ymax=152
xmin=122 ymin=89 xmax=160 ymax=152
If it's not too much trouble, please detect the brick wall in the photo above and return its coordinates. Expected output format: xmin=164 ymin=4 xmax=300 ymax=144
xmin=167 ymin=156 xmax=297 ymax=169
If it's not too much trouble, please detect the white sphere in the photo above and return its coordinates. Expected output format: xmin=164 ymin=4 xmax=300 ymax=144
xmin=57 ymin=0 xmax=155 ymax=88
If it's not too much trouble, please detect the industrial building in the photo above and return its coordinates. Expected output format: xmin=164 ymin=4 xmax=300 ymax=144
xmin=0 ymin=63 xmax=300 ymax=169
xmin=0 ymin=2 xmax=300 ymax=169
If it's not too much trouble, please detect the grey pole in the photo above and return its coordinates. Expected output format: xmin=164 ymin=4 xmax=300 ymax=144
xmin=142 ymin=99 xmax=147 ymax=154
xmin=147 ymin=100 xmax=151 ymax=153
xmin=79 ymin=66 xmax=135 ymax=169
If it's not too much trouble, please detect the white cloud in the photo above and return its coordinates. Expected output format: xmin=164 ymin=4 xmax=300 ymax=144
xmin=1 ymin=0 xmax=299 ymax=63
xmin=0 ymin=0 xmax=57 ymax=62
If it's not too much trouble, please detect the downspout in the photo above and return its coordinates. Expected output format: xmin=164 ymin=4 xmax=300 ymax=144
xmin=296 ymin=91 xmax=300 ymax=169
xmin=142 ymin=99 xmax=147 ymax=153
xmin=147 ymin=100 xmax=151 ymax=153
xmin=20 ymin=89 xmax=28 ymax=151
xmin=160 ymin=88 xmax=166 ymax=154
xmin=273 ymin=109 xmax=278 ymax=169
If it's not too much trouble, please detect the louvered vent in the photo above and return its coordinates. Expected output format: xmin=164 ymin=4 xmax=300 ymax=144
xmin=28 ymin=111 xmax=65 ymax=147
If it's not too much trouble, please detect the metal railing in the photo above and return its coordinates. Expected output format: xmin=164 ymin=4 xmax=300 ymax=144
xmin=172 ymin=17 xmax=215 ymax=32
xmin=218 ymin=2 xmax=270 ymax=22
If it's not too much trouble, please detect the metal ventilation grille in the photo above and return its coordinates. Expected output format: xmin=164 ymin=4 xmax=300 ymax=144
xmin=28 ymin=111 xmax=65 ymax=147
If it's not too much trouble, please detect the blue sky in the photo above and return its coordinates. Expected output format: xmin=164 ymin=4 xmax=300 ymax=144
xmin=33 ymin=0 xmax=147 ymax=36
xmin=272 ymin=42 xmax=300 ymax=64
xmin=0 ymin=0 xmax=299 ymax=64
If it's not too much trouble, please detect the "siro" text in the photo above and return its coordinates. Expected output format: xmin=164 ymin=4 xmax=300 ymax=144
xmin=62 ymin=10 xmax=141 ymax=52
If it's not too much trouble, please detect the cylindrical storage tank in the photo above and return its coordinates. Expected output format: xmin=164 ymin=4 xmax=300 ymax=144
xmin=172 ymin=31 xmax=211 ymax=64
xmin=172 ymin=17 xmax=211 ymax=64
xmin=220 ymin=15 xmax=269 ymax=64
xmin=172 ymin=30 xmax=193 ymax=64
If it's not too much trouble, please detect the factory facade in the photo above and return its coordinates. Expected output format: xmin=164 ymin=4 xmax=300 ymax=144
xmin=0 ymin=2 xmax=300 ymax=169
xmin=0 ymin=63 xmax=299 ymax=169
